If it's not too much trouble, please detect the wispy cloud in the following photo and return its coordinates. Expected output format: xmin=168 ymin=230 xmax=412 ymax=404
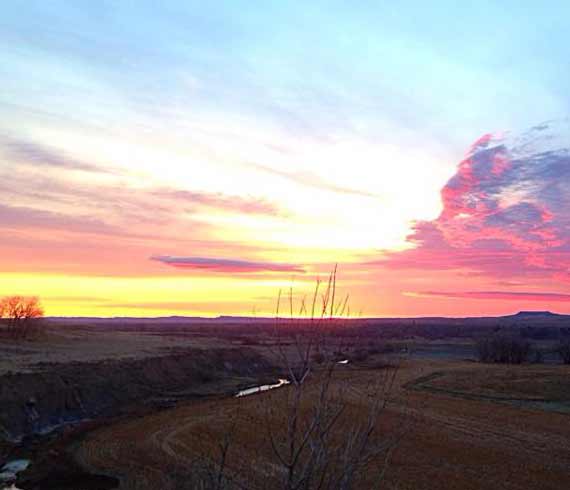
xmin=100 ymin=300 xmax=252 ymax=314
xmin=248 ymin=162 xmax=381 ymax=199
xmin=0 ymin=203 xmax=120 ymax=235
xmin=0 ymin=134 xmax=118 ymax=174
xmin=153 ymin=189 xmax=283 ymax=216
xmin=410 ymin=290 xmax=570 ymax=302
xmin=151 ymin=255 xmax=305 ymax=273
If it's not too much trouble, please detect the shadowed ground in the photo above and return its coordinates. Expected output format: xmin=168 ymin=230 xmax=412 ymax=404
xmin=74 ymin=359 xmax=570 ymax=490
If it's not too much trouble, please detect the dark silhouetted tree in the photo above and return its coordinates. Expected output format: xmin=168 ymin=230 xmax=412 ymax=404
xmin=0 ymin=296 xmax=44 ymax=339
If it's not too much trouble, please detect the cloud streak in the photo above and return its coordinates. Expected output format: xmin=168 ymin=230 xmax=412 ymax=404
xmin=249 ymin=162 xmax=381 ymax=199
xmin=151 ymin=255 xmax=305 ymax=273
xmin=0 ymin=203 xmax=121 ymax=235
xmin=0 ymin=134 xmax=118 ymax=174
xmin=153 ymin=189 xmax=283 ymax=216
xmin=410 ymin=290 xmax=570 ymax=302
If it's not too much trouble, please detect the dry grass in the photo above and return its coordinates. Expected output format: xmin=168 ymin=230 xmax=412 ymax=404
xmin=0 ymin=323 xmax=237 ymax=375
xmin=74 ymin=359 xmax=570 ymax=490
xmin=410 ymin=362 xmax=570 ymax=397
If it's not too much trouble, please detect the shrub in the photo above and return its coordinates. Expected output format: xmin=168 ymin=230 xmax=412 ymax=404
xmin=366 ymin=342 xmax=397 ymax=356
xmin=532 ymin=350 xmax=544 ymax=364
xmin=557 ymin=340 xmax=570 ymax=364
xmin=351 ymin=348 xmax=369 ymax=362
xmin=311 ymin=351 xmax=325 ymax=364
xmin=476 ymin=335 xmax=531 ymax=364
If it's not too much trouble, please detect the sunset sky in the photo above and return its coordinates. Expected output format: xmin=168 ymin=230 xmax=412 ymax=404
xmin=1 ymin=1 xmax=570 ymax=317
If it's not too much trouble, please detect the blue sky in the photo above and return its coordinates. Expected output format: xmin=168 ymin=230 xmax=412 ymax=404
xmin=1 ymin=1 xmax=570 ymax=316
xmin=2 ymin=1 xmax=568 ymax=151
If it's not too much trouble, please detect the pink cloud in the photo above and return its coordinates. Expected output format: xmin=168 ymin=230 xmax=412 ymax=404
xmin=381 ymin=120 xmax=570 ymax=282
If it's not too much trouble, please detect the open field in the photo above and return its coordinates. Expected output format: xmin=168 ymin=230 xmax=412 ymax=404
xmin=2 ymin=318 xmax=570 ymax=489
xmin=0 ymin=321 xmax=239 ymax=376
xmin=72 ymin=358 xmax=570 ymax=490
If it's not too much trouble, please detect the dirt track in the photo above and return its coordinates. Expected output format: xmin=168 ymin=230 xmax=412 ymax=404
xmin=72 ymin=360 xmax=570 ymax=490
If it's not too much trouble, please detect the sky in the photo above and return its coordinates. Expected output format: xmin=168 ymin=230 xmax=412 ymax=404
xmin=1 ymin=1 xmax=570 ymax=317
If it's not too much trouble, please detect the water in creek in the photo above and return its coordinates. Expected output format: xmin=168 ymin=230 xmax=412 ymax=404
xmin=0 ymin=460 xmax=30 ymax=490
xmin=235 ymin=378 xmax=290 ymax=397
xmin=235 ymin=361 xmax=351 ymax=398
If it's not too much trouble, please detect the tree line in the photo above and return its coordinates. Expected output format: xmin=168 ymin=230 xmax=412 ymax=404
xmin=476 ymin=334 xmax=570 ymax=365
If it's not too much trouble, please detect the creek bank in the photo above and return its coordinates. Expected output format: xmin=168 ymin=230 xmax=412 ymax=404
xmin=1 ymin=459 xmax=30 ymax=489
xmin=0 ymin=347 xmax=272 ymax=442
xmin=0 ymin=347 xmax=276 ymax=488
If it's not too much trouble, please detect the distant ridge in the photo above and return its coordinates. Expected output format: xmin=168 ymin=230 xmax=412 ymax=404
xmin=510 ymin=311 xmax=562 ymax=317
xmin=45 ymin=311 xmax=569 ymax=323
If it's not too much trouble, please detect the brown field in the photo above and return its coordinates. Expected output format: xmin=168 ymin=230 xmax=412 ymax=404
xmin=73 ymin=358 xmax=570 ymax=490
xmin=3 ymin=319 xmax=570 ymax=490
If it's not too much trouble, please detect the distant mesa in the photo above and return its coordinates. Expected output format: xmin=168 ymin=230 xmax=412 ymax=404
xmin=511 ymin=311 xmax=560 ymax=317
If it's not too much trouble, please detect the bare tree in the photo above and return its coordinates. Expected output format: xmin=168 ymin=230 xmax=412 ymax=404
xmin=0 ymin=295 xmax=44 ymax=339
xmin=202 ymin=269 xmax=409 ymax=489
xmin=262 ymin=269 xmax=406 ymax=490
